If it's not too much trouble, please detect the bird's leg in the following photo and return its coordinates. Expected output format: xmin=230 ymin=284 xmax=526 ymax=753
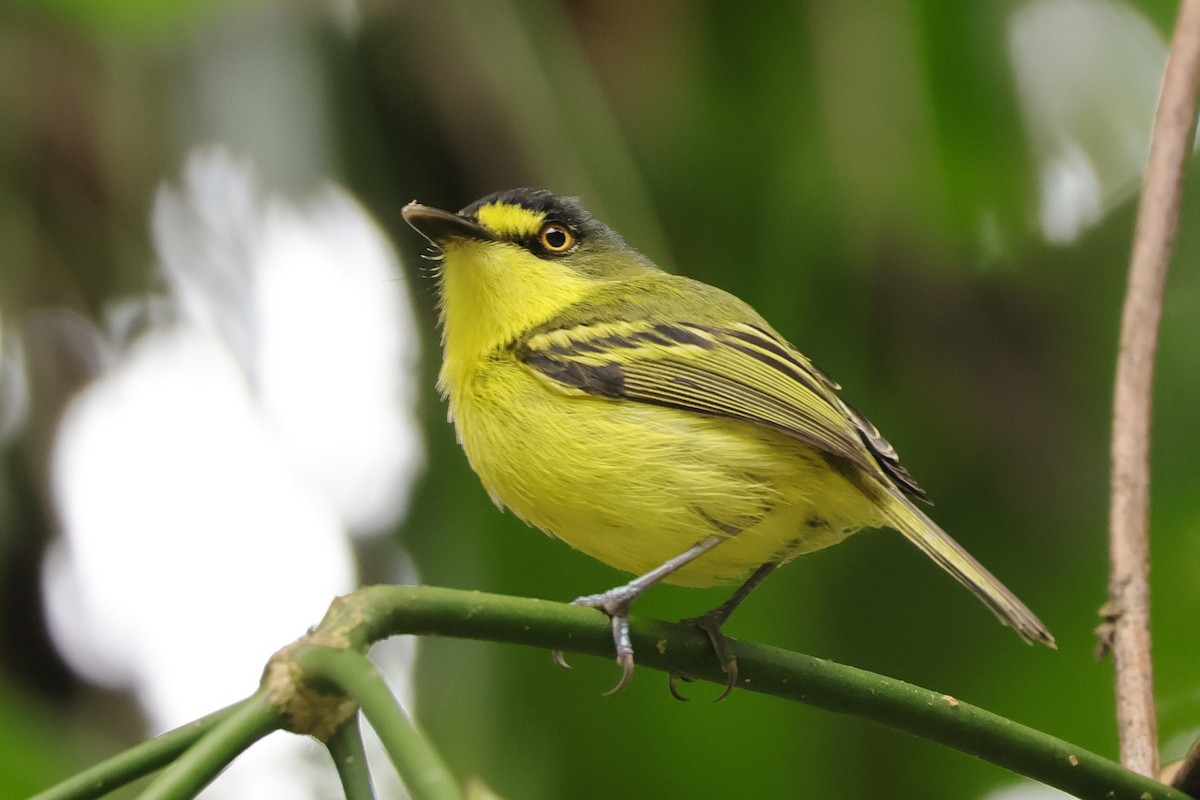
xmin=671 ymin=560 xmax=779 ymax=702
xmin=554 ymin=534 xmax=727 ymax=695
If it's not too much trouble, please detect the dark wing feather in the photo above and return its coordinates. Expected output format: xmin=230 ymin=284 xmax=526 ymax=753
xmin=517 ymin=319 xmax=926 ymax=498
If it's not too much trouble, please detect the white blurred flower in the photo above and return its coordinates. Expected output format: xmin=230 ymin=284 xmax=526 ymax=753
xmin=45 ymin=146 xmax=422 ymax=798
xmin=46 ymin=325 xmax=356 ymax=706
xmin=152 ymin=149 xmax=423 ymax=536
xmin=1008 ymin=0 xmax=1176 ymax=244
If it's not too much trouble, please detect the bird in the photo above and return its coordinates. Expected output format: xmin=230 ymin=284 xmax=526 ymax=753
xmin=402 ymin=188 xmax=1055 ymax=696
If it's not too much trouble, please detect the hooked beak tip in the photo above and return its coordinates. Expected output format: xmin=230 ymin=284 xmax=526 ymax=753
xmin=402 ymin=202 xmax=495 ymax=246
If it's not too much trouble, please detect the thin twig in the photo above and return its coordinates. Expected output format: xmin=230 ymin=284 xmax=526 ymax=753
xmin=328 ymin=717 xmax=377 ymax=800
xmin=135 ymin=695 xmax=281 ymax=800
xmin=296 ymin=645 xmax=462 ymax=800
xmin=1106 ymin=0 xmax=1200 ymax=778
xmin=28 ymin=701 xmax=251 ymax=800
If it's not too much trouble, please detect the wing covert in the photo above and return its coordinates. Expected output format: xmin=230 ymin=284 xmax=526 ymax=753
xmin=517 ymin=319 xmax=891 ymax=481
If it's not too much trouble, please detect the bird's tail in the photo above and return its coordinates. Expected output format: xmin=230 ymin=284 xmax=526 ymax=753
xmin=884 ymin=491 xmax=1056 ymax=648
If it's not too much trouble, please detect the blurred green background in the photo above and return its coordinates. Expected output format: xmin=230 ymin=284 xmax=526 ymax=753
xmin=2 ymin=0 xmax=1199 ymax=798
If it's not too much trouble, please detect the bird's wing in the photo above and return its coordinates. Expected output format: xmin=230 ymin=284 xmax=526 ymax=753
xmin=517 ymin=318 xmax=926 ymax=498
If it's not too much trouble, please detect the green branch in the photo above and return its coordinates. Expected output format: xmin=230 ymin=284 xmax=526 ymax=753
xmin=312 ymin=585 xmax=1187 ymax=800
xmin=136 ymin=695 xmax=281 ymax=800
xmin=327 ymin=717 xmax=376 ymax=800
xmin=29 ymin=585 xmax=1190 ymax=800
xmin=295 ymin=645 xmax=461 ymax=800
xmin=29 ymin=701 xmax=253 ymax=800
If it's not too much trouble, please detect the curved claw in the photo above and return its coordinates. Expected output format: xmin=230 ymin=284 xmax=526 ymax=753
xmin=602 ymin=650 xmax=636 ymax=696
xmin=668 ymin=666 xmax=736 ymax=703
xmin=565 ymin=589 xmax=641 ymax=695
xmin=668 ymin=672 xmax=695 ymax=702
xmin=712 ymin=659 xmax=737 ymax=704
xmin=552 ymin=650 xmax=572 ymax=670
xmin=681 ymin=610 xmax=741 ymax=702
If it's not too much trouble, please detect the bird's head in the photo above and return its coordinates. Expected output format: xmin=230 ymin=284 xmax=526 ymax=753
xmin=403 ymin=188 xmax=653 ymax=363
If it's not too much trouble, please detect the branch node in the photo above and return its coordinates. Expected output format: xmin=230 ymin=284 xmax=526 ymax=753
xmin=261 ymin=639 xmax=359 ymax=742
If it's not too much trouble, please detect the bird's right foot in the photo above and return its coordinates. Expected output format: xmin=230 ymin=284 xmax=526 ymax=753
xmin=552 ymin=586 xmax=641 ymax=694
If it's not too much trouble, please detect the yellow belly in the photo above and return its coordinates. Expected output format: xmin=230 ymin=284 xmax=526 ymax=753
xmin=450 ymin=357 xmax=887 ymax=588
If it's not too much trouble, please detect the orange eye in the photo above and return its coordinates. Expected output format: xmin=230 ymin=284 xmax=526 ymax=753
xmin=537 ymin=222 xmax=575 ymax=253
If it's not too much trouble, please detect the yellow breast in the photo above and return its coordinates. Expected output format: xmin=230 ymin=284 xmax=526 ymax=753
xmin=447 ymin=354 xmax=886 ymax=588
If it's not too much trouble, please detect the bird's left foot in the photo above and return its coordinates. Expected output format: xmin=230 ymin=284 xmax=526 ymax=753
xmin=669 ymin=608 xmax=739 ymax=702
xmin=552 ymin=585 xmax=641 ymax=695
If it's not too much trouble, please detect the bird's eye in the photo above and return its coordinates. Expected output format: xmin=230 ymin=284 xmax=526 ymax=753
xmin=537 ymin=222 xmax=575 ymax=253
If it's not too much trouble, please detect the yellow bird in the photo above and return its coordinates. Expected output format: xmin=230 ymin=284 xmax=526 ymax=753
xmin=403 ymin=188 xmax=1055 ymax=695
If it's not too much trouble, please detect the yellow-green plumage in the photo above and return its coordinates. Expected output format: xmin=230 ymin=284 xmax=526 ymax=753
xmin=448 ymin=279 xmax=879 ymax=588
xmin=405 ymin=188 xmax=1054 ymax=653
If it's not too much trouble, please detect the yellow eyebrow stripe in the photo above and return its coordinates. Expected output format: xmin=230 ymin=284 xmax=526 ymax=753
xmin=475 ymin=202 xmax=546 ymax=238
